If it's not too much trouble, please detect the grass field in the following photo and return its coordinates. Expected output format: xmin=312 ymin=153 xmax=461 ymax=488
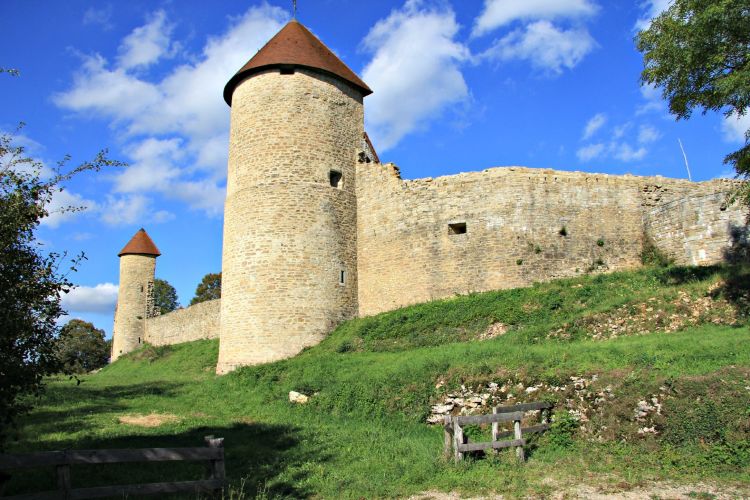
xmin=4 ymin=265 xmax=750 ymax=498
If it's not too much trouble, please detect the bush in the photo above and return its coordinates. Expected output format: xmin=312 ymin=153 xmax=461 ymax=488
xmin=547 ymin=410 xmax=579 ymax=448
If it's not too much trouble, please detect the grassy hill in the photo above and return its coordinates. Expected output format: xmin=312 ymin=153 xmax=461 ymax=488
xmin=5 ymin=264 xmax=750 ymax=498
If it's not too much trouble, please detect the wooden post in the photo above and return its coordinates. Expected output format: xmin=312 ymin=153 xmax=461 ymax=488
xmin=205 ymin=436 xmax=226 ymax=496
xmin=452 ymin=418 xmax=464 ymax=463
xmin=513 ymin=418 xmax=525 ymax=462
xmin=443 ymin=416 xmax=453 ymax=459
xmin=56 ymin=459 xmax=71 ymax=500
xmin=491 ymin=407 xmax=498 ymax=442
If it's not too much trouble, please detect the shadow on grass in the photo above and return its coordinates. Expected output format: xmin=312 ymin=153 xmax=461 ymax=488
xmin=3 ymin=421 xmax=325 ymax=499
xmin=13 ymin=381 xmax=187 ymax=444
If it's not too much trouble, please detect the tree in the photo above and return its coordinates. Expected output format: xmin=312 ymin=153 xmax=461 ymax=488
xmin=55 ymin=319 xmax=109 ymax=374
xmin=153 ymin=278 xmax=179 ymax=314
xmin=636 ymin=0 xmax=750 ymax=204
xmin=190 ymin=272 xmax=221 ymax=305
xmin=0 ymin=116 xmax=122 ymax=446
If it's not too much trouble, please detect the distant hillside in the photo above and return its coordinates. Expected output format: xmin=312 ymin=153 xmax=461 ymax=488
xmin=6 ymin=264 xmax=749 ymax=498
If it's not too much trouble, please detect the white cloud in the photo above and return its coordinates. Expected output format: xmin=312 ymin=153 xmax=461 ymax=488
xmin=638 ymin=124 xmax=661 ymax=144
xmin=42 ymin=189 xmax=98 ymax=228
xmin=635 ymin=0 xmax=673 ymax=31
xmin=83 ymin=6 xmax=113 ymax=29
xmin=362 ymin=0 xmax=470 ymax=151
xmin=482 ymin=20 xmax=596 ymax=74
xmin=55 ymin=5 xmax=287 ymax=215
xmin=99 ymin=194 xmax=151 ymax=226
xmin=62 ymin=283 xmax=118 ymax=314
xmin=473 ymin=0 xmax=598 ymax=37
xmin=582 ymin=113 xmax=606 ymax=140
xmin=721 ymin=109 xmax=750 ymax=143
xmin=612 ymin=143 xmax=647 ymax=161
xmin=118 ymin=10 xmax=175 ymax=70
xmin=576 ymin=143 xmax=605 ymax=161
xmin=636 ymin=83 xmax=666 ymax=115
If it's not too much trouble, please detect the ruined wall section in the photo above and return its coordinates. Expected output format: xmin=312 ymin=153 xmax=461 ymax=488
xmin=356 ymin=165 xmax=646 ymax=316
xmin=144 ymin=299 xmax=221 ymax=346
xmin=644 ymin=179 xmax=747 ymax=265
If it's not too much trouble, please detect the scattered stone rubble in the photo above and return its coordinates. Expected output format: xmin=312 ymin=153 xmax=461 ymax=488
xmin=289 ymin=391 xmax=310 ymax=404
xmin=547 ymin=289 xmax=740 ymax=341
xmin=429 ymin=375 xmax=675 ymax=440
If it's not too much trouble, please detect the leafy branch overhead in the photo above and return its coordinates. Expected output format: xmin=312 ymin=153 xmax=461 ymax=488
xmin=637 ymin=0 xmax=750 ymax=200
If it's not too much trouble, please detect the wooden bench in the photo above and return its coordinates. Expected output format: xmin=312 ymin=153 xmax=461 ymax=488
xmin=443 ymin=401 xmax=553 ymax=462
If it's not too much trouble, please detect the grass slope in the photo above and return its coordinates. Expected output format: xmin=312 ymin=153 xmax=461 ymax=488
xmin=5 ymin=265 xmax=750 ymax=498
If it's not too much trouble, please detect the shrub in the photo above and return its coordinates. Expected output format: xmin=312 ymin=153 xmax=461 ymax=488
xmin=547 ymin=410 xmax=579 ymax=448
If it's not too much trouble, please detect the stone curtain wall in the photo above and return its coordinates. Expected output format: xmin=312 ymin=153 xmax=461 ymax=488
xmin=144 ymin=299 xmax=221 ymax=346
xmin=355 ymin=164 xmax=745 ymax=316
xmin=644 ymin=181 xmax=747 ymax=265
xmin=356 ymin=165 xmax=646 ymax=316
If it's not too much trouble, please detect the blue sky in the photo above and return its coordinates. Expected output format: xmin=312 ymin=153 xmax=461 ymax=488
xmin=1 ymin=0 xmax=748 ymax=336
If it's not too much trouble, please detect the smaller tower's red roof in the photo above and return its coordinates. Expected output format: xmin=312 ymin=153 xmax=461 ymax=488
xmin=224 ymin=20 xmax=372 ymax=105
xmin=118 ymin=228 xmax=161 ymax=257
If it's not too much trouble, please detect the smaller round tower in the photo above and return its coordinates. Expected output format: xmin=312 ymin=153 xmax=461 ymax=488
xmin=111 ymin=228 xmax=160 ymax=361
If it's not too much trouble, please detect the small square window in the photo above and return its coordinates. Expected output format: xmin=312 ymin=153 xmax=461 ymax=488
xmin=330 ymin=170 xmax=343 ymax=189
xmin=448 ymin=222 xmax=467 ymax=235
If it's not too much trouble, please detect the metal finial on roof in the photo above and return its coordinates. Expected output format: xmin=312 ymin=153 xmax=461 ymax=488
xmin=293 ymin=0 xmax=297 ymax=19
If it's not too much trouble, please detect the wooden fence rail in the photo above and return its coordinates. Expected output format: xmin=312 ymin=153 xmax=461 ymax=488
xmin=444 ymin=401 xmax=553 ymax=462
xmin=0 ymin=436 xmax=225 ymax=499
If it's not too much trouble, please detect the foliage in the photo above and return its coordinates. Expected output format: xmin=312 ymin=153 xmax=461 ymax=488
xmin=637 ymin=0 xmax=750 ymax=203
xmin=55 ymin=319 xmax=109 ymax=374
xmin=189 ymin=272 xmax=221 ymax=305
xmin=0 ymin=123 xmax=122 ymax=447
xmin=641 ymin=233 xmax=675 ymax=267
xmin=153 ymin=278 xmax=179 ymax=314
xmin=547 ymin=410 xmax=580 ymax=449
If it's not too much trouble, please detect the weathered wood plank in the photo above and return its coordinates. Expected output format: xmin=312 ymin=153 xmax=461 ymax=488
xmin=2 ymin=491 xmax=62 ymax=500
xmin=494 ymin=423 xmax=551 ymax=440
xmin=457 ymin=438 xmax=525 ymax=453
xmin=57 ymin=464 xmax=71 ymax=499
xmin=491 ymin=407 xmax=498 ymax=443
xmin=514 ymin=419 xmax=525 ymax=461
xmin=443 ymin=416 xmax=453 ymax=459
xmin=453 ymin=419 xmax=464 ymax=462
xmin=68 ymin=479 xmax=225 ymax=499
xmin=0 ymin=451 xmax=66 ymax=468
xmin=494 ymin=401 xmax=553 ymax=414
xmin=454 ymin=411 xmax=523 ymax=426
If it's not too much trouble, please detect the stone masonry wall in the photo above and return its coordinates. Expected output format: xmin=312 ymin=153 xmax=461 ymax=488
xmin=217 ymin=69 xmax=363 ymax=373
xmin=144 ymin=299 xmax=221 ymax=346
xmin=644 ymin=180 xmax=747 ymax=265
xmin=356 ymin=164 xmax=745 ymax=316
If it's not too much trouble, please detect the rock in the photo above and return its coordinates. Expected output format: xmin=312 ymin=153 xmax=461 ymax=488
xmin=525 ymin=386 xmax=538 ymax=394
xmin=289 ymin=391 xmax=309 ymax=404
xmin=427 ymin=414 xmax=445 ymax=424
xmin=431 ymin=403 xmax=454 ymax=414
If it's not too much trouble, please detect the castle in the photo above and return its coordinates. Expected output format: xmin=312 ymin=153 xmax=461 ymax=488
xmin=111 ymin=20 xmax=748 ymax=373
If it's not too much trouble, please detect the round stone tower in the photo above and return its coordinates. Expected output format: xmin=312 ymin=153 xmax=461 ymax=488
xmin=111 ymin=228 xmax=160 ymax=361
xmin=216 ymin=20 xmax=372 ymax=374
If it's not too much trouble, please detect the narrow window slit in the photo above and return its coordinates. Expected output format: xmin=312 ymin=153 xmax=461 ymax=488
xmin=449 ymin=222 xmax=467 ymax=235
xmin=330 ymin=170 xmax=343 ymax=189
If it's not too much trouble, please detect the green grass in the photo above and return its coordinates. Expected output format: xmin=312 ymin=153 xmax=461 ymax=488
xmin=4 ymin=265 xmax=750 ymax=498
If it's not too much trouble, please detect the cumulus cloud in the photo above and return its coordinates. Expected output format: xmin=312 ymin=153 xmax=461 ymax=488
xmin=100 ymin=194 xmax=152 ymax=226
xmin=83 ymin=5 xmax=113 ymax=29
xmin=55 ymin=4 xmax=287 ymax=215
xmin=482 ymin=21 xmax=595 ymax=74
xmin=42 ymin=189 xmax=98 ymax=228
xmin=576 ymin=143 xmax=605 ymax=161
xmin=118 ymin=10 xmax=176 ymax=70
xmin=473 ymin=0 xmax=598 ymax=37
xmin=362 ymin=0 xmax=470 ymax=151
xmin=582 ymin=113 xmax=607 ymax=140
xmin=636 ymin=82 xmax=667 ymax=115
xmin=635 ymin=0 xmax=673 ymax=31
xmin=721 ymin=109 xmax=750 ymax=143
xmin=638 ymin=124 xmax=661 ymax=144
xmin=62 ymin=283 xmax=119 ymax=314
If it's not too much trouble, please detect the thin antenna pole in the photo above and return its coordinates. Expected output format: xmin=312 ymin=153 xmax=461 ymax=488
xmin=678 ymin=138 xmax=692 ymax=181
xmin=293 ymin=0 xmax=297 ymax=19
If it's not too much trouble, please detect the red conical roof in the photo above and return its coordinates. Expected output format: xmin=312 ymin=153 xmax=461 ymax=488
xmin=223 ymin=20 xmax=372 ymax=105
xmin=118 ymin=228 xmax=161 ymax=257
